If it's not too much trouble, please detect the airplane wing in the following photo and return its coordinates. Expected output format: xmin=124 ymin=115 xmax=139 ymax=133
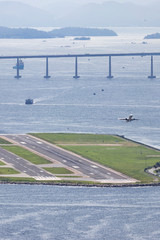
xmin=118 ymin=118 xmax=127 ymax=121
xmin=132 ymin=118 xmax=139 ymax=121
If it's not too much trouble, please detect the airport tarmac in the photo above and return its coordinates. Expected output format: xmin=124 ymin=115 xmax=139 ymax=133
xmin=0 ymin=134 xmax=136 ymax=183
xmin=0 ymin=146 xmax=59 ymax=181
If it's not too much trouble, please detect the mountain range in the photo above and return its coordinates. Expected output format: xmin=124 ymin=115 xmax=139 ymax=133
xmin=0 ymin=0 xmax=160 ymax=27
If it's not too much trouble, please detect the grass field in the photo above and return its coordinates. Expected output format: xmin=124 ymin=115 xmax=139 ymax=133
xmin=44 ymin=167 xmax=74 ymax=175
xmin=0 ymin=138 xmax=12 ymax=144
xmin=0 ymin=161 xmax=5 ymax=166
xmin=30 ymin=133 xmax=124 ymax=144
xmin=0 ymin=177 xmax=36 ymax=182
xmin=61 ymin=145 xmax=160 ymax=182
xmin=31 ymin=133 xmax=160 ymax=183
xmin=0 ymin=168 xmax=19 ymax=175
xmin=1 ymin=145 xmax=52 ymax=165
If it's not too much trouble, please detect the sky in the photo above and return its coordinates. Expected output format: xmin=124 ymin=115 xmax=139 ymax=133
xmin=0 ymin=0 xmax=159 ymax=27
xmin=0 ymin=0 xmax=158 ymax=4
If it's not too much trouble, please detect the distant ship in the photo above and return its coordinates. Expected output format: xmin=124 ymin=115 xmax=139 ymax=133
xmin=25 ymin=98 xmax=33 ymax=104
xmin=13 ymin=59 xmax=24 ymax=70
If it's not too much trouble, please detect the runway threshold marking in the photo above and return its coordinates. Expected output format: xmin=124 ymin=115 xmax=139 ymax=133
xmin=34 ymin=176 xmax=61 ymax=181
xmin=72 ymin=166 xmax=79 ymax=169
xmin=91 ymin=165 xmax=98 ymax=168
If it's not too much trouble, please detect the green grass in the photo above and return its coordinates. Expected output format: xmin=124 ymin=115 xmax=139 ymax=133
xmin=1 ymin=146 xmax=52 ymax=165
xmin=44 ymin=167 xmax=74 ymax=174
xmin=0 ymin=177 xmax=36 ymax=182
xmin=0 ymin=168 xmax=19 ymax=175
xmin=0 ymin=161 xmax=5 ymax=166
xmin=60 ymin=145 xmax=160 ymax=183
xmin=0 ymin=138 xmax=12 ymax=144
xmin=30 ymin=133 xmax=125 ymax=144
xmin=0 ymin=177 xmax=106 ymax=185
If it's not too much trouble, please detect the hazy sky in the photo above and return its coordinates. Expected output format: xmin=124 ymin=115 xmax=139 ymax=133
xmin=0 ymin=0 xmax=158 ymax=4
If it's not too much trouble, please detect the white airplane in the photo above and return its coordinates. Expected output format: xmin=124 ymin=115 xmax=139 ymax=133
xmin=118 ymin=114 xmax=138 ymax=122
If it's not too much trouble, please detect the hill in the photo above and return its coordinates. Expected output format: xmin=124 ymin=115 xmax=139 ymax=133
xmin=50 ymin=27 xmax=117 ymax=37
xmin=0 ymin=1 xmax=54 ymax=27
xmin=1 ymin=0 xmax=160 ymax=27
xmin=144 ymin=33 xmax=160 ymax=39
xmin=55 ymin=1 xmax=160 ymax=27
xmin=0 ymin=26 xmax=117 ymax=39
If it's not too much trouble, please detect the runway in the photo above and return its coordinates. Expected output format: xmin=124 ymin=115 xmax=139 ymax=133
xmin=0 ymin=146 xmax=58 ymax=180
xmin=1 ymin=134 xmax=136 ymax=183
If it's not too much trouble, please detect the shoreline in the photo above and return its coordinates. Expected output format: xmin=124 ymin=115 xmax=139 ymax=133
xmin=0 ymin=181 xmax=160 ymax=188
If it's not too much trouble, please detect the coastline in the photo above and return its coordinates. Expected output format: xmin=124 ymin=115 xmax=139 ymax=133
xmin=0 ymin=180 xmax=160 ymax=188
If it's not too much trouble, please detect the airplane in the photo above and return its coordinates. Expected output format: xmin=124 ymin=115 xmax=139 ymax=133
xmin=118 ymin=114 xmax=138 ymax=122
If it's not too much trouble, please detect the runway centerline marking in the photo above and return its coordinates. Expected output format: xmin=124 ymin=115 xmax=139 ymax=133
xmin=91 ymin=165 xmax=98 ymax=168
xmin=73 ymin=166 xmax=79 ymax=169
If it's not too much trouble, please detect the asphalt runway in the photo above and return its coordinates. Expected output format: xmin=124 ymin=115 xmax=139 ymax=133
xmin=3 ymin=134 xmax=133 ymax=182
xmin=0 ymin=146 xmax=58 ymax=180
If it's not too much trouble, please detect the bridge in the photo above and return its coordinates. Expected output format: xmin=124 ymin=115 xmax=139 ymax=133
xmin=0 ymin=52 xmax=159 ymax=79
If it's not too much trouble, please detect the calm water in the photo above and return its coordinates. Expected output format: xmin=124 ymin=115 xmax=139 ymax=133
xmin=0 ymin=185 xmax=160 ymax=240
xmin=0 ymin=27 xmax=160 ymax=239
xmin=0 ymin=28 xmax=160 ymax=148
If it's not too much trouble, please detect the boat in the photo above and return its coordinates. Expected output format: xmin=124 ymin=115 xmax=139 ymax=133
xmin=13 ymin=59 xmax=24 ymax=70
xmin=25 ymin=98 xmax=33 ymax=104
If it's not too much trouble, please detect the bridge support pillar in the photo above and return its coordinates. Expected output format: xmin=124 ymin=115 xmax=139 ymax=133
xmin=148 ymin=55 xmax=156 ymax=79
xmin=14 ymin=58 xmax=21 ymax=79
xmin=73 ymin=57 xmax=80 ymax=79
xmin=107 ymin=56 xmax=113 ymax=79
xmin=44 ymin=57 xmax=51 ymax=79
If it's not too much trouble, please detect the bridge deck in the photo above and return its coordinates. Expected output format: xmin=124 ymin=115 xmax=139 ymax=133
xmin=0 ymin=52 xmax=160 ymax=59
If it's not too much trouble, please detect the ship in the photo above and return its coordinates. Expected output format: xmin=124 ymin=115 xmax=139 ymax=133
xmin=13 ymin=59 xmax=24 ymax=70
xmin=25 ymin=98 xmax=33 ymax=104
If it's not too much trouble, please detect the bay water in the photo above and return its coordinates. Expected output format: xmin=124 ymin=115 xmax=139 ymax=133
xmin=0 ymin=185 xmax=160 ymax=240
xmin=0 ymin=27 xmax=160 ymax=239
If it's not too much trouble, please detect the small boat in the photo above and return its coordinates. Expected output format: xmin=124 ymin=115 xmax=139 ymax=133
xmin=25 ymin=98 xmax=33 ymax=104
xmin=13 ymin=59 xmax=24 ymax=70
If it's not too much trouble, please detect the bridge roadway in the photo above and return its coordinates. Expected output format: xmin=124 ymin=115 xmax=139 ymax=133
xmin=0 ymin=52 xmax=158 ymax=79
xmin=3 ymin=134 xmax=133 ymax=182
xmin=0 ymin=52 xmax=160 ymax=59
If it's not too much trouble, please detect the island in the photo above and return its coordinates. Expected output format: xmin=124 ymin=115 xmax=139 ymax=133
xmin=0 ymin=26 xmax=117 ymax=39
xmin=74 ymin=37 xmax=91 ymax=41
xmin=50 ymin=27 xmax=117 ymax=37
xmin=144 ymin=33 xmax=160 ymax=39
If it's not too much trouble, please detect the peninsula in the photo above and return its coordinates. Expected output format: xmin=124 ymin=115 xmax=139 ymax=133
xmin=0 ymin=133 xmax=160 ymax=187
xmin=0 ymin=26 xmax=117 ymax=39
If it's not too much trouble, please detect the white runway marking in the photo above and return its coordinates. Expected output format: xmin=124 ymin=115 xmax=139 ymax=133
xmin=73 ymin=166 xmax=79 ymax=169
xmin=91 ymin=165 xmax=98 ymax=168
xmin=34 ymin=176 xmax=60 ymax=181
